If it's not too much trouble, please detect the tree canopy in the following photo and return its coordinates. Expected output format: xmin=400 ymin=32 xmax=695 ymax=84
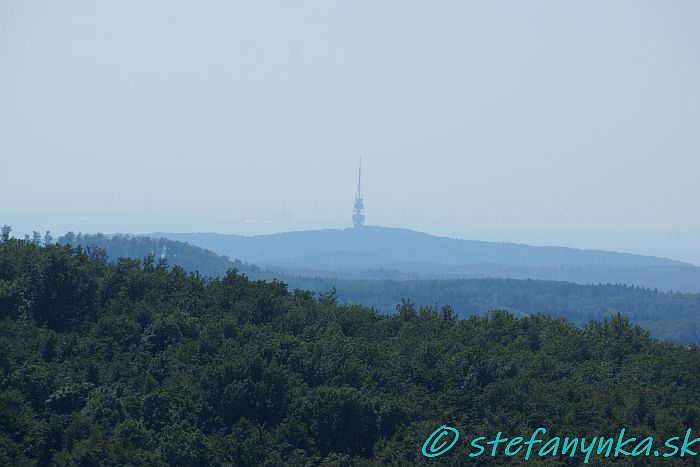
xmin=1 ymin=240 xmax=698 ymax=465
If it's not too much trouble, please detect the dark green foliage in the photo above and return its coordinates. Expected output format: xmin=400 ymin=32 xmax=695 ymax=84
xmin=304 ymin=277 xmax=700 ymax=344
xmin=1 ymin=240 xmax=699 ymax=465
xmin=62 ymin=232 xmax=700 ymax=344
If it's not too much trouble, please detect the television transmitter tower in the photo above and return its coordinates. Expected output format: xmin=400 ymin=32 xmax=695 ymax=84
xmin=352 ymin=160 xmax=365 ymax=228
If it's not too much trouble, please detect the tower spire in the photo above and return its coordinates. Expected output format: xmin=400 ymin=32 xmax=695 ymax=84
xmin=352 ymin=159 xmax=365 ymax=228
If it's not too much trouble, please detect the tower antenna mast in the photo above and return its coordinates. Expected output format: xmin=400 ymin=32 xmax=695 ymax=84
xmin=352 ymin=159 xmax=365 ymax=228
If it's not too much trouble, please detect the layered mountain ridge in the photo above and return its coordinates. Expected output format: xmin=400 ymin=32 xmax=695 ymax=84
xmin=152 ymin=226 xmax=700 ymax=293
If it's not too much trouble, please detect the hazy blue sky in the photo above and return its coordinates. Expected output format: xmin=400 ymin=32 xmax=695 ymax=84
xmin=2 ymin=1 xmax=699 ymax=264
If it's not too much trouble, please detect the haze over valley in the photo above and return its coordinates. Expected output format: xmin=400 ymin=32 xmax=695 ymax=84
xmin=154 ymin=226 xmax=700 ymax=293
xmin=56 ymin=232 xmax=700 ymax=345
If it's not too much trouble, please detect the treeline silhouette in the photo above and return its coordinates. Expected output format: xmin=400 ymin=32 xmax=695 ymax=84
xmin=297 ymin=277 xmax=700 ymax=345
xmin=60 ymin=233 xmax=700 ymax=344
xmin=0 ymin=239 xmax=699 ymax=465
xmin=58 ymin=232 xmax=263 ymax=279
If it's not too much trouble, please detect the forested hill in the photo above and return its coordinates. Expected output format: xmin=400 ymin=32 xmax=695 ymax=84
xmin=153 ymin=227 xmax=685 ymax=267
xmin=152 ymin=227 xmax=700 ymax=293
xmin=1 ymin=240 xmax=699 ymax=465
xmin=57 ymin=232 xmax=267 ymax=279
xmin=61 ymin=233 xmax=700 ymax=344
xmin=294 ymin=277 xmax=700 ymax=345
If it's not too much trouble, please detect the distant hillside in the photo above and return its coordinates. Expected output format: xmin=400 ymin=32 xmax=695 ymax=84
xmin=288 ymin=276 xmax=700 ymax=345
xmin=152 ymin=227 xmax=700 ymax=293
xmin=56 ymin=233 xmax=270 ymax=280
xmin=65 ymin=232 xmax=700 ymax=344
